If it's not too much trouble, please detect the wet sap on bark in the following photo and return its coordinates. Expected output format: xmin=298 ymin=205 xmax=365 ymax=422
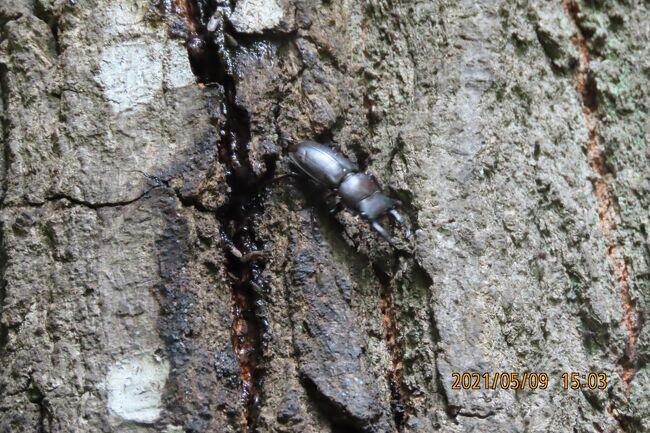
xmin=179 ymin=1 xmax=277 ymax=430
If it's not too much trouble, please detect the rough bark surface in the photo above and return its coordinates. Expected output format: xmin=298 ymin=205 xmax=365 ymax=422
xmin=0 ymin=1 xmax=648 ymax=433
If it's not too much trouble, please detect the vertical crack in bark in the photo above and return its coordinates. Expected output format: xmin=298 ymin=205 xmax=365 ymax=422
xmin=372 ymin=264 xmax=407 ymax=432
xmin=0 ymin=31 xmax=10 ymax=205
xmin=0 ymin=9 xmax=11 ymax=354
xmin=32 ymin=2 xmax=62 ymax=56
xmin=214 ymin=58 xmax=271 ymax=433
xmin=26 ymin=377 xmax=51 ymax=433
xmin=0 ymin=49 xmax=8 ymax=352
xmin=0 ymin=225 xmax=7 ymax=354
xmin=562 ymin=0 xmax=638 ymax=395
xmin=358 ymin=5 xmax=411 ymax=429
xmin=174 ymin=1 xmax=274 ymax=431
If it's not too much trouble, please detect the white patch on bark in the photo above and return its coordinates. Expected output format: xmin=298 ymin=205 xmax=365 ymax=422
xmin=99 ymin=40 xmax=195 ymax=112
xmin=164 ymin=42 xmax=197 ymax=90
xmin=230 ymin=0 xmax=284 ymax=34
xmin=99 ymin=42 xmax=164 ymax=112
xmin=98 ymin=0 xmax=195 ymax=112
xmin=105 ymin=352 xmax=170 ymax=423
xmin=103 ymin=1 xmax=143 ymax=37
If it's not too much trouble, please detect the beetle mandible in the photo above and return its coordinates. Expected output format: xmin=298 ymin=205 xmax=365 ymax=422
xmin=289 ymin=141 xmax=410 ymax=245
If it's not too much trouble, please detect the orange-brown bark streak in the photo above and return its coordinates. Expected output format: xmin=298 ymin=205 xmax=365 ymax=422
xmin=377 ymin=280 xmax=407 ymax=430
xmin=562 ymin=0 xmax=637 ymax=393
xmin=232 ymin=289 xmax=259 ymax=432
xmin=174 ymin=0 xmax=197 ymax=32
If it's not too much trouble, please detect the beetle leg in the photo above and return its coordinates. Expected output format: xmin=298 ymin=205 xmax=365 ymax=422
xmin=329 ymin=201 xmax=343 ymax=215
xmin=389 ymin=209 xmax=411 ymax=238
xmin=240 ymin=250 xmax=267 ymax=263
xmin=371 ymin=221 xmax=396 ymax=246
xmin=322 ymin=190 xmax=342 ymax=214
xmin=270 ymin=172 xmax=299 ymax=184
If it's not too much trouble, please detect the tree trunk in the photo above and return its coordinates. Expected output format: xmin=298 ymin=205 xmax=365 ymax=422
xmin=1 ymin=0 xmax=648 ymax=432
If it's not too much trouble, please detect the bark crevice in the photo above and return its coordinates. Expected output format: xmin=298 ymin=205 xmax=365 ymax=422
xmin=179 ymin=2 xmax=277 ymax=431
xmin=0 ymin=225 xmax=7 ymax=355
xmin=0 ymin=30 xmax=11 ymax=205
xmin=42 ymin=190 xmax=159 ymax=209
xmin=373 ymin=263 xmax=407 ymax=432
xmin=562 ymin=0 xmax=639 ymax=396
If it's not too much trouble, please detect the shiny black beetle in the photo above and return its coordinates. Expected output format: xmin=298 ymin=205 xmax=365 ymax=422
xmin=289 ymin=141 xmax=410 ymax=245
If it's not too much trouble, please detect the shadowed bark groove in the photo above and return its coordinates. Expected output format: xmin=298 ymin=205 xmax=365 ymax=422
xmin=0 ymin=61 xmax=9 ymax=204
xmin=0 ymin=227 xmax=7 ymax=354
xmin=562 ymin=0 xmax=639 ymax=396
xmin=375 ymin=265 xmax=407 ymax=431
xmin=286 ymin=210 xmax=394 ymax=432
xmin=0 ymin=39 xmax=6 ymax=350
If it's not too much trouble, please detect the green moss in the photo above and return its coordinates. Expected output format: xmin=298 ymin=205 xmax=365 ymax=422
xmin=633 ymin=138 xmax=645 ymax=151
xmin=610 ymin=65 xmax=629 ymax=96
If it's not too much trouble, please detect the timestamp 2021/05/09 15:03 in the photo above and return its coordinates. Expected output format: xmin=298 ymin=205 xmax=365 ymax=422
xmin=450 ymin=372 xmax=609 ymax=391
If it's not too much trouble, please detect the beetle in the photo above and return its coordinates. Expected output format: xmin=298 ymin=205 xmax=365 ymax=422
xmin=289 ymin=141 xmax=410 ymax=245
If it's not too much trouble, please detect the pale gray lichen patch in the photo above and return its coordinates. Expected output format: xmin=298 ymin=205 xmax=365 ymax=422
xmin=98 ymin=0 xmax=195 ymax=113
xmin=229 ymin=0 xmax=284 ymax=34
xmin=103 ymin=0 xmax=145 ymax=37
xmin=99 ymin=42 xmax=164 ymax=112
xmin=105 ymin=352 xmax=170 ymax=424
xmin=164 ymin=41 xmax=197 ymax=90
xmin=99 ymin=40 xmax=195 ymax=112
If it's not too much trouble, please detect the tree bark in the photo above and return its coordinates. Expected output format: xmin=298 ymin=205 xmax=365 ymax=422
xmin=0 ymin=1 xmax=648 ymax=432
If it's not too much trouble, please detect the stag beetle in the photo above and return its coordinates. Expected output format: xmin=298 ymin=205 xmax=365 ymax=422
xmin=289 ymin=141 xmax=410 ymax=245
